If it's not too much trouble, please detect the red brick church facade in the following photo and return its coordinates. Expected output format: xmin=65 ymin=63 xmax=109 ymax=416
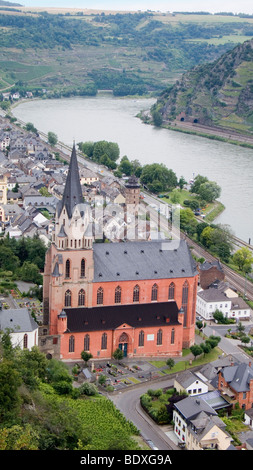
xmin=43 ymin=145 xmax=198 ymax=360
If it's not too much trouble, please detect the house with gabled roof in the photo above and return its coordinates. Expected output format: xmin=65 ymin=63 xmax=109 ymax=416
xmin=174 ymin=370 xmax=209 ymax=396
xmin=218 ymin=361 xmax=253 ymax=410
xmin=173 ymin=396 xmax=233 ymax=450
xmin=0 ymin=305 xmax=38 ymax=351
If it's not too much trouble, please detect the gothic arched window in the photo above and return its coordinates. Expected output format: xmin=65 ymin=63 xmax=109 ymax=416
xmin=157 ymin=329 xmax=162 ymax=346
xmin=115 ymin=286 xmax=121 ymax=304
xmin=171 ymin=328 xmax=175 ymax=344
xmin=65 ymin=289 xmax=72 ymax=307
xmin=101 ymin=333 xmax=107 ymax=350
xmin=133 ymin=285 xmax=140 ymax=303
xmin=151 ymin=283 xmax=158 ymax=301
xmin=65 ymin=259 xmax=70 ymax=278
xmin=81 ymin=258 xmax=85 ymax=278
xmin=84 ymin=334 xmax=90 ymax=351
xmin=69 ymin=335 xmax=75 ymax=352
xmin=138 ymin=330 xmax=144 ymax=347
xmin=97 ymin=287 xmax=104 ymax=305
xmin=182 ymin=281 xmax=189 ymax=326
xmin=168 ymin=282 xmax=175 ymax=300
xmin=78 ymin=289 xmax=85 ymax=306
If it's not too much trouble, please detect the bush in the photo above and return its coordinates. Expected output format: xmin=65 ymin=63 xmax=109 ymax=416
xmin=79 ymin=382 xmax=98 ymax=396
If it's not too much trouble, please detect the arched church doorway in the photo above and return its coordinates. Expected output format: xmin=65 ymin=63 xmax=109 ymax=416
xmin=118 ymin=332 xmax=129 ymax=357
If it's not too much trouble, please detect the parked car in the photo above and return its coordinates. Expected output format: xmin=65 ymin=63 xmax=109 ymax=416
xmin=146 ymin=439 xmax=159 ymax=450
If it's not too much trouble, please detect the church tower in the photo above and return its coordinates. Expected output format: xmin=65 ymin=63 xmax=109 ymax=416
xmin=43 ymin=144 xmax=94 ymax=334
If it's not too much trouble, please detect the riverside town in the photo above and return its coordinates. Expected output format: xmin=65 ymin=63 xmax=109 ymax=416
xmin=1 ymin=2 xmax=253 ymax=456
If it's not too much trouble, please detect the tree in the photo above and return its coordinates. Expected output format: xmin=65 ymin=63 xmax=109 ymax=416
xmin=140 ymin=163 xmax=177 ymax=192
xmin=213 ymin=309 xmax=229 ymax=324
xmin=190 ymin=175 xmax=208 ymax=194
xmin=47 ymin=131 xmax=58 ymax=146
xmin=0 ymin=359 xmax=22 ymax=422
xmin=118 ymin=156 xmax=133 ymax=176
xmin=241 ymin=336 xmax=250 ymax=346
xmin=179 ymin=208 xmax=198 ymax=235
xmin=0 ymin=244 xmax=20 ymax=272
xmin=178 ymin=176 xmax=187 ymax=190
xmin=200 ymin=225 xmax=214 ymax=247
xmin=81 ymin=351 xmax=93 ymax=366
xmin=19 ymin=261 xmax=42 ymax=284
xmin=112 ymin=348 xmax=124 ymax=362
xmin=12 ymin=183 xmax=19 ymax=193
xmin=233 ymin=247 xmax=253 ymax=273
xmin=39 ymin=186 xmax=51 ymax=197
xmin=198 ymin=181 xmax=221 ymax=202
xmin=190 ymin=344 xmax=202 ymax=359
xmin=166 ymin=358 xmax=175 ymax=370
xmin=98 ymin=374 xmax=107 ymax=386
xmin=152 ymin=110 xmax=163 ymax=127
xmin=25 ymin=122 xmax=37 ymax=133
xmin=200 ymin=342 xmax=211 ymax=356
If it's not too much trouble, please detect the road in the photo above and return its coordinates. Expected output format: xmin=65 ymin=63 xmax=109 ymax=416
xmin=108 ymin=319 xmax=253 ymax=451
xmin=110 ymin=378 xmax=178 ymax=451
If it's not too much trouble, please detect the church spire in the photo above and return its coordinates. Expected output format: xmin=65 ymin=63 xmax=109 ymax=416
xmin=57 ymin=143 xmax=83 ymax=218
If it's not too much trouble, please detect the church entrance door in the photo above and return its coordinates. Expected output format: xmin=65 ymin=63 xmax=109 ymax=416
xmin=119 ymin=342 xmax=128 ymax=357
xmin=118 ymin=332 xmax=129 ymax=357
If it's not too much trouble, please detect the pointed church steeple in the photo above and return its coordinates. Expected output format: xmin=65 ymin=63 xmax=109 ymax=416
xmin=57 ymin=143 xmax=83 ymax=218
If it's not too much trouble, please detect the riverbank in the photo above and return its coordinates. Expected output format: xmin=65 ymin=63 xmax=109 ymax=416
xmin=9 ymin=94 xmax=253 ymax=150
xmin=163 ymin=121 xmax=253 ymax=149
xmin=138 ymin=109 xmax=253 ymax=149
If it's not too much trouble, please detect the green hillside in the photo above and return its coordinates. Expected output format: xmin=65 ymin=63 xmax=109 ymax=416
xmin=153 ymin=38 xmax=253 ymax=134
xmin=0 ymin=10 xmax=253 ymax=97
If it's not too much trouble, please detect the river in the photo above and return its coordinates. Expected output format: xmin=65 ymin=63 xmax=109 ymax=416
xmin=12 ymin=95 xmax=253 ymax=243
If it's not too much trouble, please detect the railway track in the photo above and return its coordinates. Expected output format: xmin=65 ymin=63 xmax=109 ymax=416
xmin=185 ymin=235 xmax=253 ymax=301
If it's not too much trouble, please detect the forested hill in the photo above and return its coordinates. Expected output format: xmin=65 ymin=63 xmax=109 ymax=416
xmin=0 ymin=10 xmax=253 ymax=98
xmin=153 ymin=38 xmax=253 ymax=134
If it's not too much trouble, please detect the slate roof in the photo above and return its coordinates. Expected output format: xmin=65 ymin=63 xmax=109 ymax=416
xmin=222 ymin=363 xmax=253 ymax=393
xmin=93 ymin=239 xmax=197 ymax=282
xmin=200 ymin=260 xmax=224 ymax=272
xmin=197 ymin=288 xmax=229 ymax=303
xmin=0 ymin=307 xmax=38 ymax=333
xmin=174 ymin=396 xmax=217 ymax=421
xmin=64 ymin=301 xmax=180 ymax=333
xmin=175 ymin=370 xmax=204 ymax=389
xmin=57 ymin=144 xmax=83 ymax=218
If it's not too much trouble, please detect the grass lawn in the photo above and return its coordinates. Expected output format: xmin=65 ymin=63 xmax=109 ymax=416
xmin=149 ymin=346 xmax=222 ymax=374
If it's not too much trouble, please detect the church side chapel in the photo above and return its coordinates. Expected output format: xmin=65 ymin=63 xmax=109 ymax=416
xmin=42 ymin=145 xmax=198 ymax=360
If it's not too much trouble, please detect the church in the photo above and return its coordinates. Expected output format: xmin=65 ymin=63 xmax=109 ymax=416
xmin=42 ymin=145 xmax=198 ymax=361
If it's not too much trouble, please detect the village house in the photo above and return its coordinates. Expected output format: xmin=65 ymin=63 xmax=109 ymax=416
xmin=218 ymin=361 xmax=253 ymax=410
xmin=196 ymin=280 xmax=251 ymax=321
xmin=173 ymin=395 xmax=233 ymax=450
xmin=79 ymin=168 xmax=99 ymax=186
xmin=174 ymin=370 xmax=209 ymax=396
xmin=199 ymin=260 xmax=225 ymax=289
xmin=0 ymin=304 xmax=39 ymax=351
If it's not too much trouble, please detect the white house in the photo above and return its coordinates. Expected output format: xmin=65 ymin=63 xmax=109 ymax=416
xmin=0 ymin=306 xmax=38 ymax=350
xmin=196 ymin=288 xmax=231 ymax=320
xmin=174 ymin=370 xmax=209 ymax=396
xmin=196 ymin=286 xmax=251 ymax=321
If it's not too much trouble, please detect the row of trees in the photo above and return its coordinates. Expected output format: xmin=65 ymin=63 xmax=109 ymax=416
xmin=190 ymin=335 xmax=221 ymax=359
